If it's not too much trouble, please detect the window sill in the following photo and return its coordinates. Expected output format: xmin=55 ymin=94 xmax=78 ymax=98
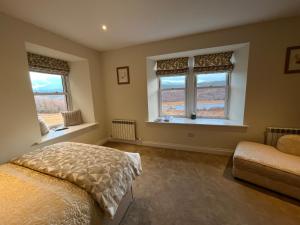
xmin=37 ymin=122 xmax=98 ymax=146
xmin=146 ymin=118 xmax=247 ymax=128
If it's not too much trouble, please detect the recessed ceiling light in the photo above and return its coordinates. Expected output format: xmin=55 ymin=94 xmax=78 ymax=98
xmin=101 ymin=25 xmax=107 ymax=31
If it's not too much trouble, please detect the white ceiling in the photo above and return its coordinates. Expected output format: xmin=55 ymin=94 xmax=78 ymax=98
xmin=0 ymin=0 xmax=300 ymax=51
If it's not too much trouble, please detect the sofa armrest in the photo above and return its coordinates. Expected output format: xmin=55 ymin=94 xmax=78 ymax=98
xmin=233 ymin=141 xmax=300 ymax=177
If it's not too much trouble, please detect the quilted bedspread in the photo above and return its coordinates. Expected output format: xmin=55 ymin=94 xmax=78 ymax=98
xmin=11 ymin=142 xmax=142 ymax=218
xmin=0 ymin=163 xmax=99 ymax=225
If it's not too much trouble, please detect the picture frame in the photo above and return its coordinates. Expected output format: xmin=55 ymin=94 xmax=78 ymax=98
xmin=116 ymin=66 xmax=130 ymax=84
xmin=284 ymin=46 xmax=300 ymax=74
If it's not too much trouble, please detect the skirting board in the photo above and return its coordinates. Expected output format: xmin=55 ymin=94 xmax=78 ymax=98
xmin=96 ymin=137 xmax=109 ymax=146
xmin=141 ymin=140 xmax=233 ymax=156
xmin=107 ymin=137 xmax=233 ymax=156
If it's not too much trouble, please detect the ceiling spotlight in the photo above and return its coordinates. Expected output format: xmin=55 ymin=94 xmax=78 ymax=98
xmin=101 ymin=25 xmax=107 ymax=31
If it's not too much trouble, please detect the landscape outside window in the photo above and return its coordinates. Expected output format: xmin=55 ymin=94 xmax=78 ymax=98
xmin=29 ymin=72 xmax=68 ymax=127
xmin=160 ymin=75 xmax=186 ymax=116
xmin=196 ymin=73 xmax=228 ymax=118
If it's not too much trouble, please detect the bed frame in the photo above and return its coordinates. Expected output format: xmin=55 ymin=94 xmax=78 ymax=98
xmin=92 ymin=187 xmax=134 ymax=225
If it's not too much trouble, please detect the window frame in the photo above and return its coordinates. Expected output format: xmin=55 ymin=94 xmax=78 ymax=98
xmin=194 ymin=71 xmax=231 ymax=119
xmin=29 ymin=71 xmax=72 ymax=127
xmin=158 ymin=74 xmax=188 ymax=118
xmin=31 ymin=73 xmax=71 ymax=110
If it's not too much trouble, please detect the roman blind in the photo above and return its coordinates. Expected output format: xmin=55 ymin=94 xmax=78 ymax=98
xmin=193 ymin=51 xmax=234 ymax=73
xmin=156 ymin=57 xmax=189 ymax=76
xmin=27 ymin=52 xmax=70 ymax=76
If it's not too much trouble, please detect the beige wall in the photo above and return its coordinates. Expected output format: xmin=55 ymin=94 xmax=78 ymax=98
xmin=0 ymin=13 xmax=106 ymax=163
xmin=69 ymin=60 xmax=95 ymax=123
xmin=229 ymin=45 xmax=249 ymax=123
xmin=101 ymin=17 xmax=300 ymax=151
xmin=1 ymin=12 xmax=299 ymax=162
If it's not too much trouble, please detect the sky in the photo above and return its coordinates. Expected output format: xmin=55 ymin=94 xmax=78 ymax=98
xmin=29 ymin=71 xmax=227 ymax=92
xmin=161 ymin=73 xmax=227 ymax=89
xmin=29 ymin=72 xmax=63 ymax=93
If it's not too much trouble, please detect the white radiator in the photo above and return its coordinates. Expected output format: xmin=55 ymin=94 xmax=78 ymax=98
xmin=264 ymin=127 xmax=300 ymax=146
xmin=111 ymin=119 xmax=136 ymax=141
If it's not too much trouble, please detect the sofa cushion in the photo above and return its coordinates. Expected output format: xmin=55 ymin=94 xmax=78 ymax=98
xmin=233 ymin=141 xmax=300 ymax=199
xmin=38 ymin=117 xmax=49 ymax=135
xmin=277 ymin=135 xmax=300 ymax=157
xmin=61 ymin=110 xmax=83 ymax=127
xmin=234 ymin=142 xmax=300 ymax=177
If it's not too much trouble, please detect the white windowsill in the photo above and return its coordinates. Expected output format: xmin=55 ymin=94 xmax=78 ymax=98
xmin=39 ymin=122 xmax=98 ymax=145
xmin=146 ymin=118 xmax=247 ymax=128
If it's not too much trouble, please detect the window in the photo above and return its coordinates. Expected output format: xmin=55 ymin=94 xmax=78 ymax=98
xmin=29 ymin=72 xmax=71 ymax=127
xmin=154 ymin=51 xmax=236 ymax=120
xmin=159 ymin=75 xmax=186 ymax=117
xmin=196 ymin=72 xmax=229 ymax=119
xmin=148 ymin=47 xmax=250 ymax=125
xmin=158 ymin=73 xmax=230 ymax=119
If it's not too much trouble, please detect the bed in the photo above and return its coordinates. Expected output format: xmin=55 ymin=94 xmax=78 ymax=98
xmin=0 ymin=142 xmax=142 ymax=225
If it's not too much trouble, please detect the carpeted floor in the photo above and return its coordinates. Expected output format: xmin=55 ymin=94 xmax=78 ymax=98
xmin=104 ymin=142 xmax=300 ymax=225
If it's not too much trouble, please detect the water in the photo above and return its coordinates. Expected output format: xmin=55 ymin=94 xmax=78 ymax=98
xmin=163 ymin=103 xmax=224 ymax=111
xmin=197 ymin=103 xmax=224 ymax=110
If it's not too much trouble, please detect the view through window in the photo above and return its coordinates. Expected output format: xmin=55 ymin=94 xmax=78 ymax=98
xmin=160 ymin=76 xmax=186 ymax=116
xmin=29 ymin=72 xmax=69 ymax=127
xmin=196 ymin=73 xmax=228 ymax=118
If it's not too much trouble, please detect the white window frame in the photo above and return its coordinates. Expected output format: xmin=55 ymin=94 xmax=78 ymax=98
xmin=158 ymin=75 xmax=187 ymax=118
xmin=30 ymin=73 xmax=72 ymax=111
xmin=29 ymin=72 xmax=72 ymax=129
xmin=157 ymin=68 xmax=231 ymax=119
xmin=194 ymin=72 xmax=230 ymax=119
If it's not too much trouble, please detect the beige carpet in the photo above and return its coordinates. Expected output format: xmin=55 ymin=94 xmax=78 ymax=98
xmin=104 ymin=142 xmax=300 ymax=225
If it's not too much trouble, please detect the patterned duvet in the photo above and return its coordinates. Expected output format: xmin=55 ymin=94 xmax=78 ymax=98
xmin=3 ymin=142 xmax=141 ymax=222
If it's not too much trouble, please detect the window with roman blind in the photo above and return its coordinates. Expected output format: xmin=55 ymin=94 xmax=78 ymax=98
xmin=156 ymin=57 xmax=188 ymax=117
xmin=156 ymin=52 xmax=234 ymax=119
xmin=27 ymin=53 xmax=71 ymax=127
xmin=193 ymin=52 xmax=233 ymax=118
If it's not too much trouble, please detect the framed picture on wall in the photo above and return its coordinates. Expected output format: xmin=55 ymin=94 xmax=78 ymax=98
xmin=285 ymin=46 xmax=300 ymax=74
xmin=116 ymin=66 xmax=130 ymax=84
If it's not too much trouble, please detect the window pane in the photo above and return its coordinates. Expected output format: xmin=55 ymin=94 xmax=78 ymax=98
xmin=34 ymin=95 xmax=67 ymax=127
xmin=196 ymin=73 xmax=227 ymax=118
xmin=29 ymin=72 xmax=64 ymax=93
xmin=160 ymin=76 xmax=186 ymax=89
xmin=160 ymin=76 xmax=186 ymax=116
xmin=29 ymin=71 xmax=68 ymax=127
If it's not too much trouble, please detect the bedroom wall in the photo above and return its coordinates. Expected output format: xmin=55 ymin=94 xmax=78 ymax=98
xmin=0 ymin=13 xmax=106 ymax=163
xmin=69 ymin=60 xmax=96 ymax=123
xmin=229 ymin=46 xmax=249 ymax=123
xmin=100 ymin=16 xmax=300 ymax=152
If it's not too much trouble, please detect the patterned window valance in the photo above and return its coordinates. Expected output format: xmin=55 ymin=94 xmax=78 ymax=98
xmin=194 ymin=51 xmax=234 ymax=73
xmin=156 ymin=57 xmax=189 ymax=76
xmin=27 ymin=52 xmax=70 ymax=76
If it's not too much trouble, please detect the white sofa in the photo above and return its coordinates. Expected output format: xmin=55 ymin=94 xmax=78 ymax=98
xmin=233 ymin=135 xmax=300 ymax=200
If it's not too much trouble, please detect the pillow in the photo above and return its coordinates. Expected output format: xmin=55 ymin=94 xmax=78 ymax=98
xmin=38 ymin=117 xmax=49 ymax=135
xmin=277 ymin=135 xmax=300 ymax=156
xmin=61 ymin=110 xmax=83 ymax=127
